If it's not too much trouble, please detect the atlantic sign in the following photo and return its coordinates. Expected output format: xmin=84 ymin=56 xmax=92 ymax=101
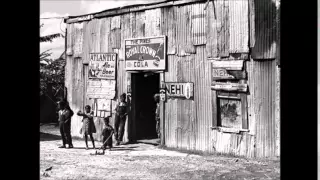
xmin=125 ymin=36 xmax=166 ymax=71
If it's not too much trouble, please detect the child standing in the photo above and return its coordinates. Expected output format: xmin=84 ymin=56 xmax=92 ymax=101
xmin=77 ymin=105 xmax=96 ymax=150
xmin=114 ymin=93 xmax=128 ymax=146
xmin=58 ymin=101 xmax=73 ymax=149
xmin=102 ymin=116 xmax=114 ymax=150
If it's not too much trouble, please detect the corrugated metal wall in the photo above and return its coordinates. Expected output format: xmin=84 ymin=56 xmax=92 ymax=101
xmin=251 ymin=0 xmax=277 ymax=59
xmin=65 ymin=0 xmax=280 ymax=158
xmin=249 ymin=60 xmax=277 ymax=158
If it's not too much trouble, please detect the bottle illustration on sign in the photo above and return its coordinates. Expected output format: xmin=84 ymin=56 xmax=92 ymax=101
xmin=185 ymin=83 xmax=191 ymax=99
xmin=153 ymin=42 xmax=163 ymax=67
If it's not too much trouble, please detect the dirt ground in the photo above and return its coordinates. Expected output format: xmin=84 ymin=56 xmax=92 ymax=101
xmin=40 ymin=124 xmax=280 ymax=180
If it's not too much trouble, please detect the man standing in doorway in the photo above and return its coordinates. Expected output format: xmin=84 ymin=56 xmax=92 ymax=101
xmin=154 ymin=94 xmax=160 ymax=140
xmin=114 ymin=93 xmax=128 ymax=146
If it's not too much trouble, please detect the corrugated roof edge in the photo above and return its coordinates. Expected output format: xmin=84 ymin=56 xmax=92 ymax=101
xmin=64 ymin=0 xmax=205 ymax=24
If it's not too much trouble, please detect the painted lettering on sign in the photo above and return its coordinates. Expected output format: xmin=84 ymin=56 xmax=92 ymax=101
xmin=211 ymin=82 xmax=247 ymax=92
xmin=126 ymin=46 xmax=157 ymax=59
xmin=212 ymin=68 xmax=235 ymax=80
xmin=211 ymin=60 xmax=244 ymax=70
xmin=165 ymin=82 xmax=194 ymax=99
xmin=89 ymin=53 xmax=117 ymax=80
xmin=86 ymin=80 xmax=116 ymax=99
xmin=125 ymin=36 xmax=166 ymax=71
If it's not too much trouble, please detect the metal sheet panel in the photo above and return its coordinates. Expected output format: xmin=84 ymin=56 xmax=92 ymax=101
xmin=175 ymin=5 xmax=195 ymax=57
xmin=190 ymin=2 xmax=206 ymax=45
xmin=251 ymin=60 xmax=277 ymax=158
xmin=100 ymin=18 xmax=111 ymax=53
xmin=73 ymin=23 xmax=84 ymax=58
xmin=228 ymin=0 xmax=249 ymax=53
xmin=161 ymin=7 xmax=176 ymax=55
xmin=110 ymin=16 xmax=121 ymax=49
xmin=90 ymin=19 xmax=101 ymax=53
xmin=164 ymin=55 xmax=178 ymax=148
xmin=251 ymin=0 xmax=277 ymax=59
xmin=66 ymin=24 xmax=73 ymax=56
xmin=81 ymin=21 xmax=90 ymax=64
xmin=134 ymin=11 xmax=145 ymax=38
xmin=275 ymin=65 xmax=280 ymax=156
xmin=145 ymin=8 xmax=162 ymax=37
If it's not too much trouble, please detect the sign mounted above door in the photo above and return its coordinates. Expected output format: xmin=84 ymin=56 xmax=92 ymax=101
xmin=125 ymin=36 xmax=166 ymax=71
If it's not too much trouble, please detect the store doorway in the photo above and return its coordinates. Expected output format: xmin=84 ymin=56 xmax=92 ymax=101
xmin=132 ymin=72 xmax=160 ymax=140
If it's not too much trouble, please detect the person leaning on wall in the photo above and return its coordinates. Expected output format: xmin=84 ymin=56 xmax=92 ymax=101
xmin=114 ymin=93 xmax=129 ymax=146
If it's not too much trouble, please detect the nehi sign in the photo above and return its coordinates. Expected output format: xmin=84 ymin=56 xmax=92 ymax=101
xmin=125 ymin=36 xmax=166 ymax=71
xmin=165 ymin=82 xmax=194 ymax=99
xmin=89 ymin=53 xmax=117 ymax=79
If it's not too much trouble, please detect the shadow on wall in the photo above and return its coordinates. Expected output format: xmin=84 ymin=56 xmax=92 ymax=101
xmin=252 ymin=0 xmax=279 ymax=58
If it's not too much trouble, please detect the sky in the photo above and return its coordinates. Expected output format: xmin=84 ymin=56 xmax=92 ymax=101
xmin=40 ymin=0 xmax=160 ymax=59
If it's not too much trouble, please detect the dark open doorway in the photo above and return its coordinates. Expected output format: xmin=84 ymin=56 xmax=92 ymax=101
xmin=132 ymin=72 xmax=159 ymax=140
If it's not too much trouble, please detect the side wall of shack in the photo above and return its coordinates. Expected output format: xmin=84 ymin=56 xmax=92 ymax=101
xmin=65 ymin=0 xmax=280 ymax=158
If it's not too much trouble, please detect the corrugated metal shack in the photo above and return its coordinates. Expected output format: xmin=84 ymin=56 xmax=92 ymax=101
xmin=64 ymin=0 xmax=280 ymax=158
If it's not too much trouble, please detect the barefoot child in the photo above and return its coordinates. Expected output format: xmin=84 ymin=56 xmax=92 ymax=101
xmin=102 ymin=116 xmax=114 ymax=150
xmin=77 ymin=105 xmax=96 ymax=150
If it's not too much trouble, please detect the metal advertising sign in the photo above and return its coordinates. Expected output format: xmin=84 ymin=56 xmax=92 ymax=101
xmin=165 ymin=82 xmax=194 ymax=99
xmin=86 ymin=80 xmax=116 ymax=99
xmin=211 ymin=82 xmax=247 ymax=92
xmin=89 ymin=53 xmax=117 ymax=80
xmin=125 ymin=36 xmax=166 ymax=71
xmin=159 ymin=88 xmax=166 ymax=101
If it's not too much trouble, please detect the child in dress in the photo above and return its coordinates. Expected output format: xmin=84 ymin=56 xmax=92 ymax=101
xmin=77 ymin=105 xmax=96 ymax=150
xmin=102 ymin=116 xmax=114 ymax=150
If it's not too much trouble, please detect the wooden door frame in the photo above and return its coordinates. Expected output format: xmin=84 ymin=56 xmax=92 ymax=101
xmin=128 ymin=71 xmax=165 ymax=144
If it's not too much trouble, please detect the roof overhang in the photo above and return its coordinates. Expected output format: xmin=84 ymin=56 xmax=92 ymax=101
xmin=64 ymin=0 xmax=205 ymax=24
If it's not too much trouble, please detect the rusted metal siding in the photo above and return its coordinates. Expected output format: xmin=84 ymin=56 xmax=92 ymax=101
xmin=193 ymin=46 xmax=212 ymax=151
xmin=164 ymin=55 xmax=178 ymax=148
xmin=211 ymin=130 xmax=255 ymax=157
xmin=145 ymin=8 xmax=162 ymax=37
xmin=275 ymin=65 xmax=280 ymax=156
xmin=161 ymin=7 xmax=176 ymax=55
xmin=164 ymin=46 xmax=213 ymax=151
xmin=245 ymin=60 xmax=256 ymax=135
xmin=190 ymin=2 xmax=206 ymax=46
xmin=134 ymin=11 xmax=145 ymax=38
xmin=175 ymin=5 xmax=195 ymax=56
xmin=73 ymin=23 xmax=84 ymax=58
xmin=81 ymin=22 xmax=90 ymax=64
xmin=68 ymin=58 xmax=85 ymax=138
xmin=99 ymin=17 xmax=111 ymax=53
xmin=110 ymin=16 xmax=121 ymax=49
xmin=205 ymin=0 xmax=230 ymax=58
xmin=250 ymin=60 xmax=277 ymax=158
xmin=228 ymin=0 xmax=249 ymax=53
xmin=251 ymin=0 xmax=277 ymax=59
xmin=66 ymin=24 xmax=73 ymax=56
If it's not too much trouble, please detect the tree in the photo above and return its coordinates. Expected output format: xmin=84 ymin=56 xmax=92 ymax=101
xmin=40 ymin=23 xmax=65 ymax=97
